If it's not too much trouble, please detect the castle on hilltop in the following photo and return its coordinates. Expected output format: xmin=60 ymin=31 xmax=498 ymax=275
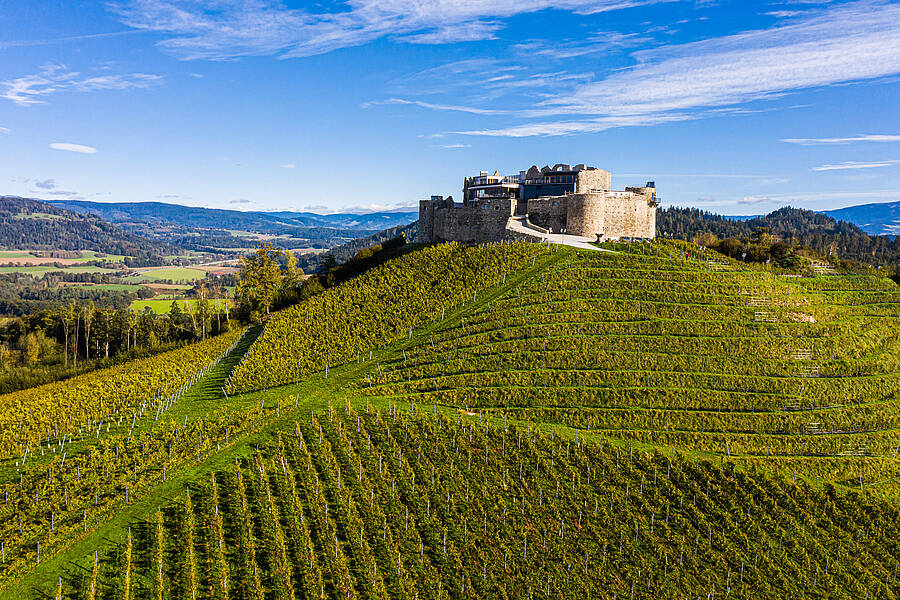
xmin=418 ymin=164 xmax=658 ymax=243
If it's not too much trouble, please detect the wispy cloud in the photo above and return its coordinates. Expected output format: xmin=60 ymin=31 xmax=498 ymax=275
xmin=363 ymin=98 xmax=507 ymax=115
xmin=109 ymin=0 xmax=670 ymax=60
xmin=763 ymin=10 xmax=807 ymax=18
xmin=2 ymin=64 xmax=162 ymax=105
xmin=50 ymin=143 xmax=97 ymax=154
xmin=398 ymin=21 xmax=504 ymax=45
xmin=512 ymin=32 xmax=649 ymax=59
xmin=0 ymin=126 xmax=9 ymax=134
xmin=437 ymin=143 xmax=471 ymax=149
xmin=813 ymin=159 xmax=900 ymax=171
xmin=386 ymin=58 xmax=592 ymax=104
xmin=280 ymin=163 xmax=297 ymax=169
xmin=737 ymin=196 xmax=773 ymax=205
xmin=229 ymin=198 xmax=251 ymax=204
xmin=455 ymin=112 xmax=692 ymax=137
xmin=458 ymin=1 xmax=900 ymax=136
xmin=43 ymin=190 xmax=85 ymax=198
xmin=0 ymin=30 xmax=140 ymax=50
xmin=782 ymin=134 xmax=900 ymax=145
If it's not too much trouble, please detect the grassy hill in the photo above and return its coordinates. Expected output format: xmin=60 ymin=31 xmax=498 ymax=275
xmin=3 ymin=239 xmax=900 ymax=599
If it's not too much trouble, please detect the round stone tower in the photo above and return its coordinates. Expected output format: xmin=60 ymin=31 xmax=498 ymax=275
xmin=566 ymin=193 xmax=605 ymax=238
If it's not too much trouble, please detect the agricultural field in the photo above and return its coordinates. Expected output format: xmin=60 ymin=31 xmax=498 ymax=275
xmin=0 ymin=250 xmax=128 ymax=265
xmin=3 ymin=240 xmax=900 ymax=599
xmin=130 ymin=267 xmax=209 ymax=283
xmin=0 ymin=265 xmax=119 ymax=276
xmin=83 ymin=283 xmax=144 ymax=292
xmin=132 ymin=297 xmax=233 ymax=314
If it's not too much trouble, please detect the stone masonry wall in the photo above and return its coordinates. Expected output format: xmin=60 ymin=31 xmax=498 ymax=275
xmin=428 ymin=197 xmax=516 ymax=243
xmin=574 ymin=169 xmax=611 ymax=193
xmin=565 ymin=193 xmax=605 ymax=237
xmin=526 ymin=196 xmax=568 ymax=232
xmin=600 ymin=191 xmax=655 ymax=239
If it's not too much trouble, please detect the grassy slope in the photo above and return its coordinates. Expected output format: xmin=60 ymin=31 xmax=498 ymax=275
xmin=131 ymin=297 xmax=233 ymax=314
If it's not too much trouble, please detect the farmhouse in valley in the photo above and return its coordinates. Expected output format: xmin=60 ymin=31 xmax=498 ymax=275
xmin=418 ymin=163 xmax=658 ymax=243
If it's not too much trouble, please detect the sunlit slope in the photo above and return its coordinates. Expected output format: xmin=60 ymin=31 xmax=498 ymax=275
xmin=0 ymin=328 xmax=243 ymax=459
xmin=364 ymin=242 xmax=900 ymax=491
xmin=55 ymin=408 xmax=900 ymax=599
xmin=226 ymin=242 xmax=550 ymax=394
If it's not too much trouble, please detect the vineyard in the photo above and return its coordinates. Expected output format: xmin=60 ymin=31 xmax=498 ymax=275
xmin=226 ymin=241 xmax=551 ymax=394
xmin=46 ymin=407 xmax=900 ymax=599
xmin=4 ymin=239 xmax=900 ymax=598
xmin=363 ymin=242 xmax=900 ymax=493
xmin=0 ymin=328 xmax=244 ymax=460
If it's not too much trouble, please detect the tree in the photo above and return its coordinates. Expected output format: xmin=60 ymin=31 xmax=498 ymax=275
xmin=236 ymin=243 xmax=284 ymax=321
xmin=82 ymin=302 xmax=94 ymax=360
xmin=284 ymin=250 xmax=304 ymax=288
xmin=57 ymin=302 xmax=77 ymax=366
xmin=0 ymin=343 xmax=10 ymax=372
xmin=98 ymin=306 xmax=116 ymax=359
xmin=22 ymin=331 xmax=43 ymax=365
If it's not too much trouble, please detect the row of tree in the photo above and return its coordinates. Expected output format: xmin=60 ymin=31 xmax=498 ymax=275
xmin=0 ymin=295 xmax=232 ymax=392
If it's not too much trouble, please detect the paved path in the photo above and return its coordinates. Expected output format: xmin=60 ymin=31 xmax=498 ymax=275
xmin=505 ymin=216 xmax=615 ymax=252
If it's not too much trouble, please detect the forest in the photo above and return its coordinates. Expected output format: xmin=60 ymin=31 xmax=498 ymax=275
xmin=0 ymin=196 xmax=177 ymax=261
xmin=658 ymin=206 xmax=900 ymax=270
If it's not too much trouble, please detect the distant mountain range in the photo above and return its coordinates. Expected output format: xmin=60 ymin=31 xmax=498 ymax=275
xmin=720 ymin=201 xmax=900 ymax=236
xmin=47 ymin=197 xmax=899 ymax=238
xmin=0 ymin=196 xmax=175 ymax=260
xmin=43 ymin=199 xmax=418 ymax=253
xmin=48 ymin=200 xmax=418 ymax=232
xmin=823 ymin=201 xmax=900 ymax=236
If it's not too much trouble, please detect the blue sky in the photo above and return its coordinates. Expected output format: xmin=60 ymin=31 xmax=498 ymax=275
xmin=1 ymin=0 xmax=899 ymax=215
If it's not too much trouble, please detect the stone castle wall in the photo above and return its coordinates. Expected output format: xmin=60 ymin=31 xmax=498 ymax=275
xmin=426 ymin=197 xmax=516 ymax=243
xmin=599 ymin=191 xmax=654 ymax=239
xmin=566 ymin=194 xmax=605 ymax=237
xmin=418 ymin=169 xmax=656 ymax=243
xmin=525 ymin=196 xmax=569 ymax=232
xmin=574 ymin=169 xmax=611 ymax=194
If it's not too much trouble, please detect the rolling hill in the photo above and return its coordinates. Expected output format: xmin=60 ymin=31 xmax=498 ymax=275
xmin=659 ymin=206 xmax=900 ymax=267
xmin=47 ymin=199 xmax=419 ymax=253
xmin=0 ymin=196 xmax=176 ymax=258
xmin=825 ymin=201 xmax=900 ymax=236
xmin=3 ymin=239 xmax=900 ymax=599
xmin=49 ymin=199 xmax=418 ymax=231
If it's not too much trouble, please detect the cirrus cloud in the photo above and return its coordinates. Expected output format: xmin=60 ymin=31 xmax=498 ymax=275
xmin=109 ymin=0 xmax=673 ymax=60
xmin=2 ymin=64 xmax=162 ymax=106
xmin=813 ymin=159 xmax=900 ymax=171
xmin=452 ymin=1 xmax=900 ymax=136
xmin=782 ymin=134 xmax=900 ymax=145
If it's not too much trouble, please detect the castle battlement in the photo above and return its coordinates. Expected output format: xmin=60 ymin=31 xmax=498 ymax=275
xmin=419 ymin=164 xmax=657 ymax=243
